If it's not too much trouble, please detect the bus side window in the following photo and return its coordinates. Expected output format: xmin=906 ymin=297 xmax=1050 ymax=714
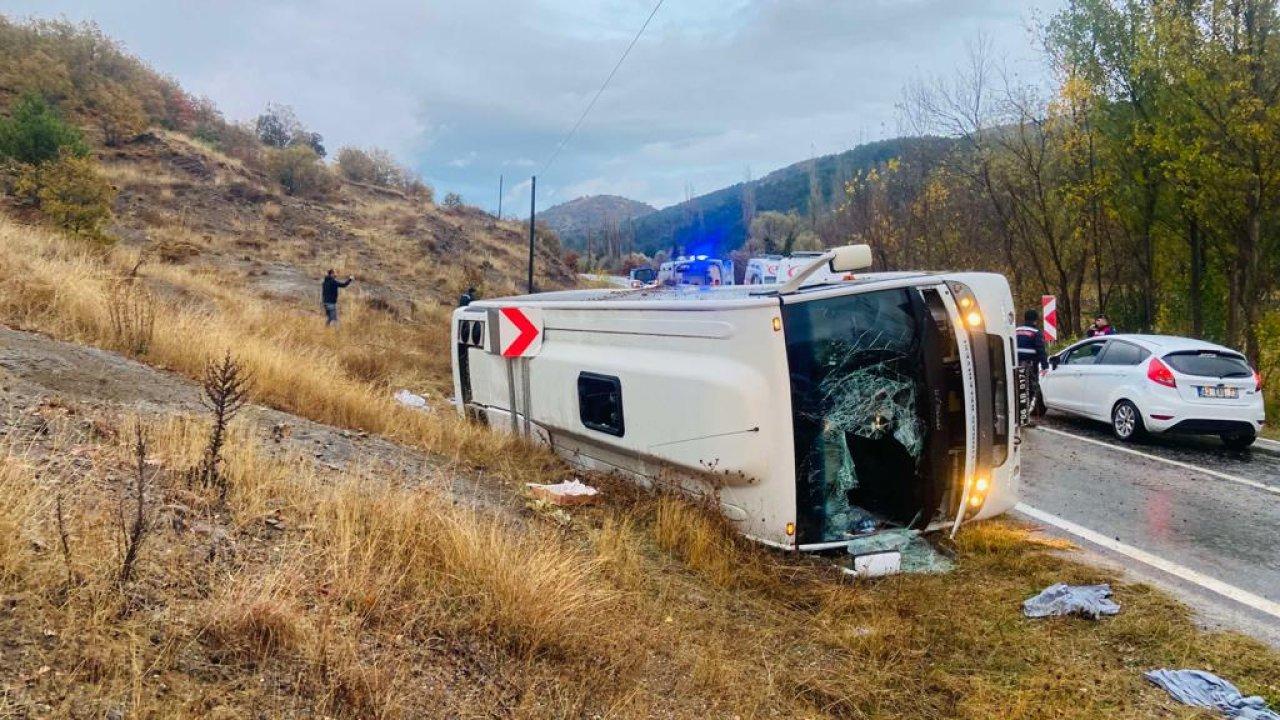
xmin=578 ymin=372 xmax=624 ymax=437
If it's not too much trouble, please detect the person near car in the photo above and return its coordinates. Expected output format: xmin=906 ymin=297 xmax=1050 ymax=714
xmin=1015 ymin=309 xmax=1050 ymax=424
xmin=321 ymin=269 xmax=354 ymax=326
xmin=458 ymin=286 xmax=477 ymax=307
xmin=1087 ymin=313 xmax=1116 ymax=337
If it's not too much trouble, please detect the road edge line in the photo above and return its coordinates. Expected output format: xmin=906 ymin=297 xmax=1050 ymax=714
xmin=1034 ymin=426 xmax=1280 ymax=496
xmin=1014 ymin=503 xmax=1280 ymax=622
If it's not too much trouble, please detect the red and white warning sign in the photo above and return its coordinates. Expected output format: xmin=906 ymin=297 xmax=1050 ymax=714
xmin=490 ymin=306 xmax=543 ymax=358
xmin=1041 ymin=295 xmax=1058 ymax=343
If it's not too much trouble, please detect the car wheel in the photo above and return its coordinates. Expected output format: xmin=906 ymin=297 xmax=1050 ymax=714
xmin=1221 ymin=431 xmax=1256 ymax=450
xmin=1111 ymin=400 xmax=1145 ymax=442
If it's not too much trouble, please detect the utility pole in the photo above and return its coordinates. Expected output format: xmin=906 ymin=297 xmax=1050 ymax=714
xmin=527 ymin=175 xmax=536 ymax=293
xmin=497 ymin=174 xmax=503 ymax=219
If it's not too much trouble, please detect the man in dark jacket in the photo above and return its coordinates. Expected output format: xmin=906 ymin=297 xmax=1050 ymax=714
xmin=1015 ymin=309 xmax=1049 ymax=423
xmin=458 ymin=286 xmax=476 ymax=307
xmin=321 ymin=269 xmax=353 ymax=326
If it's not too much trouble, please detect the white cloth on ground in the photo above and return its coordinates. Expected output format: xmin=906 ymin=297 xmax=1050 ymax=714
xmin=1021 ymin=583 xmax=1120 ymax=619
xmin=394 ymin=389 xmax=430 ymax=411
xmin=1145 ymin=669 xmax=1280 ymax=720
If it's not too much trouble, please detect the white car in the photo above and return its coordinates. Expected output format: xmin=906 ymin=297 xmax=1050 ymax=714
xmin=1039 ymin=334 xmax=1265 ymax=448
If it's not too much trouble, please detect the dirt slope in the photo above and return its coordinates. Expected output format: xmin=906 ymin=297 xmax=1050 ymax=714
xmin=0 ymin=325 xmax=508 ymax=511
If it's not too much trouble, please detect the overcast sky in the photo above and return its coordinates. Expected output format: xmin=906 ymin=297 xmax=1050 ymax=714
xmin=8 ymin=0 xmax=1060 ymax=211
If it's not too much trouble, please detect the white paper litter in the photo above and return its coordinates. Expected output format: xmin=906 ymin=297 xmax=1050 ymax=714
xmin=527 ymin=480 xmax=599 ymax=497
xmin=394 ymin=389 xmax=430 ymax=411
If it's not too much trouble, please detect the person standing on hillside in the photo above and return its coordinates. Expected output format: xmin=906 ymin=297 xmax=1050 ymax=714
xmin=321 ymin=269 xmax=354 ymax=326
xmin=458 ymin=286 xmax=477 ymax=307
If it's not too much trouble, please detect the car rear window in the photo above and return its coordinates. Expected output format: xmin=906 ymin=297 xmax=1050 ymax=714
xmin=1099 ymin=341 xmax=1148 ymax=366
xmin=1162 ymin=351 xmax=1252 ymax=378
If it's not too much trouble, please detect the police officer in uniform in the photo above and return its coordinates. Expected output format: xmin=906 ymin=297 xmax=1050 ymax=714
xmin=1015 ymin=309 xmax=1050 ymax=424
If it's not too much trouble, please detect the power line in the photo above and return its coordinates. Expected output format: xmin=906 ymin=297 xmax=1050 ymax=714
xmin=539 ymin=0 xmax=664 ymax=177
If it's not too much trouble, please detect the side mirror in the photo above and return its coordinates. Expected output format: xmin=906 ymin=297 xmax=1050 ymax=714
xmin=829 ymin=244 xmax=873 ymax=273
xmin=1049 ymin=355 xmax=1061 ymax=369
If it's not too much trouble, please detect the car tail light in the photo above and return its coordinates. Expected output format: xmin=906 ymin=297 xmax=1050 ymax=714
xmin=1147 ymin=357 xmax=1176 ymax=388
xmin=1255 ymin=370 xmax=1263 ymax=391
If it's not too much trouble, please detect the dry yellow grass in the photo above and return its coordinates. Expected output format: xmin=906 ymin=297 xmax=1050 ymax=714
xmin=0 ymin=216 xmax=563 ymax=484
xmin=98 ymin=162 xmax=187 ymax=188
xmin=1 ymin=399 xmax=1279 ymax=718
xmin=0 ymin=450 xmax=48 ymax=588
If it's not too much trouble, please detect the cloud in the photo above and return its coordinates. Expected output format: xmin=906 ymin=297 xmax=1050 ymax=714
xmin=8 ymin=0 xmax=1060 ymax=210
xmin=447 ymin=151 xmax=479 ymax=168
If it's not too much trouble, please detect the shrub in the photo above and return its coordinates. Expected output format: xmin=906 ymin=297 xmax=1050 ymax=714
xmin=255 ymin=103 xmax=324 ymax=157
xmin=106 ymin=281 xmax=156 ymax=354
xmin=0 ymin=93 xmax=88 ymax=165
xmin=366 ymin=148 xmax=403 ymax=186
xmin=217 ymin=123 xmax=261 ymax=165
xmin=159 ymin=81 xmax=199 ymax=132
xmin=291 ymin=130 xmax=326 ymax=158
xmin=442 ymin=192 xmax=463 ymax=208
xmin=254 ymin=102 xmax=300 ymax=149
xmin=336 ymin=146 xmax=376 ymax=183
xmin=266 ymin=145 xmax=334 ymax=197
xmin=563 ymin=250 xmax=580 ymax=272
xmin=155 ymin=238 xmax=201 ymax=263
xmin=401 ymin=175 xmax=434 ymax=203
xmin=91 ymin=82 xmax=148 ymax=146
xmin=14 ymin=152 xmax=116 ymax=243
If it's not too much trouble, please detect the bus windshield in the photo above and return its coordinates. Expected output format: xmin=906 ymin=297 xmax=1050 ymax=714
xmin=783 ymin=287 xmax=952 ymax=545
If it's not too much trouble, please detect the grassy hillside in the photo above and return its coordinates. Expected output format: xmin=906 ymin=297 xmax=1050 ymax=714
xmin=538 ymin=194 xmax=654 ymax=250
xmin=0 ymin=16 xmax=574 ymax=317
xmin=97 ymin=128 xmax=574 ymax=315
xmin=631 ymin=136 xmax=951 ymax=257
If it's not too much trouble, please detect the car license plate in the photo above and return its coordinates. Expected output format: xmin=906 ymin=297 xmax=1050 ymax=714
xmin=1197 ymin=385 xmax=1238 ymax=399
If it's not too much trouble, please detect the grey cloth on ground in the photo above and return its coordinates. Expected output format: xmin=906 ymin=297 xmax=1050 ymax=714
xmin=1021 ymin=583 xmax=1120 ymax=619
xmin=1145 ymin=669 xmax=1280 ymax=720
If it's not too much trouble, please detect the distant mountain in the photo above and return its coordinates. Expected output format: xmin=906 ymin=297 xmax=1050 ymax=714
xmin=538 ymin=195 xmax=655 ymax=249
xmin=632 ymin=136 xmax=953 ymax=257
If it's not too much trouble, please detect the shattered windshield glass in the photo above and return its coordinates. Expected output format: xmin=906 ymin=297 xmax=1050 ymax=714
xmin=784 ymin=288 xmax=932 ymax=544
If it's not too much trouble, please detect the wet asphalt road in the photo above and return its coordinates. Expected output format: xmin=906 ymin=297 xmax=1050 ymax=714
xmin=1016 ymin=412 xmax=1280 ymax=642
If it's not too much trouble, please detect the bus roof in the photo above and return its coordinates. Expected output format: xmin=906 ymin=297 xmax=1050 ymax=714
xmin=468 ymin=272 xmax=934 ymax=310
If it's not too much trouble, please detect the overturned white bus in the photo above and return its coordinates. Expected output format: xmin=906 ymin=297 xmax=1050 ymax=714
xmin=451 ymin=246 xmax=1022 ymax=551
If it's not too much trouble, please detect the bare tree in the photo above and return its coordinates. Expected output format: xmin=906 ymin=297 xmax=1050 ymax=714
xmin=55 ymin=493 xmax=74 ymax=586
xmin=118 ymin=421 xmax=151 ymax=585
xmin=194 ymin=351 xmax=252 ymax=505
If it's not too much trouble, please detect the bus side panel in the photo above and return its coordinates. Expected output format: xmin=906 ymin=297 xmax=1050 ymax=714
xmin=463 ymin=304 xmax=799 ymax=547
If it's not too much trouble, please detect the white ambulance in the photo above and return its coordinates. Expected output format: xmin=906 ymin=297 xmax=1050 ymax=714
xmin=656 ymin=256 xmax=735 ymax=287
xmin=451 ymin=246 xmax=1021 ymax=550
xmin=746 ymin=252 xmax=854 ymax=286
